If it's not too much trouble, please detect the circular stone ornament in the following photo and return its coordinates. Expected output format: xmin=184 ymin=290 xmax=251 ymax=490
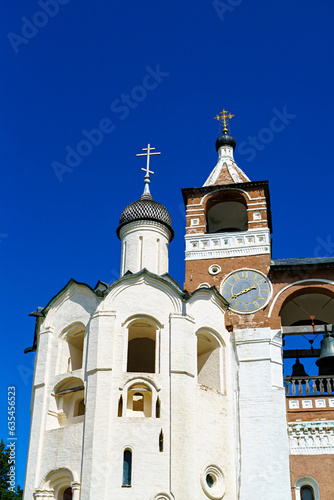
xmin=208 ymin=264 xmax=221 ymax=275
xmin=200 ymin=465 xmax=226 ymax=499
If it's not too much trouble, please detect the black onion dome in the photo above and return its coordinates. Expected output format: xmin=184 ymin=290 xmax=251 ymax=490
xmin=215 ymin=133 xmax=236 ymax=152
xmin=117 ymin=193 xmax=174 ymax=240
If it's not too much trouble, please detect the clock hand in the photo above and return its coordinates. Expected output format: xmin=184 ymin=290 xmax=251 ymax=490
xmin=230 ymin=284 xmax=257 ymax=300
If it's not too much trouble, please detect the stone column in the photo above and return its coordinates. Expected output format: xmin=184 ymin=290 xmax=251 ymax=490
xmin=71 ymin=482 xmax=81 ymax=500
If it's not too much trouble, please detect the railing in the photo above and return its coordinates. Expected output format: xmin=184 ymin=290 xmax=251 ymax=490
xmin=284 ymin=376 xmax=334 ymax=396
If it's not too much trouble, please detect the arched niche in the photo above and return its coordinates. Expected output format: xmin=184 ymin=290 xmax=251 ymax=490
xmin=196 ymin=330 xmax=224 ymax=391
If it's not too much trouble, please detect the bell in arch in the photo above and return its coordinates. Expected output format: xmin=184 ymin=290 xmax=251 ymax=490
xmin=316 ymin=331 xmax=334 ymax=376
xmin=291 ymin=355 xmax=308 ymax=384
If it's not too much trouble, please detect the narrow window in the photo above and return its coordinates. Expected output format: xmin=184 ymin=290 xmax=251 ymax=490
xmin=156 ymin=397 xmax=161 ymax=418
xmin=122 ymin=450 xmax=132 ymax=487
xmin=301 ymin=486 xmax=314 ymax=500
xmin=63 ymin=488 xmax=72 ymax=500
xmin=118 ymin=395 xmax=123 ymax=417
xmin=159 ymin=429 xmax=163 ymax=452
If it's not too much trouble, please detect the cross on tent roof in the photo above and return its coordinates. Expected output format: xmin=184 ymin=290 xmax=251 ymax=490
xmin=214 ymin=109 xmax=235 ymax=135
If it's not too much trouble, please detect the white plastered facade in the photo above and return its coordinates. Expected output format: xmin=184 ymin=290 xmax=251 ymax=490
xmin=23 ymin=270 xmax=291 ymax=500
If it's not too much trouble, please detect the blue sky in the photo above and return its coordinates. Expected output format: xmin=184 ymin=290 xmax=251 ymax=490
xmin=1 ymin=0 xmax=334 ymax=487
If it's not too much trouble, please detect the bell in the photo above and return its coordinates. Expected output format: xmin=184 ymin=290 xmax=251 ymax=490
xmin=316 ymin=332 xmax=334 ymax=376
xmin=291 ymin=356 xmax=308 ymax=384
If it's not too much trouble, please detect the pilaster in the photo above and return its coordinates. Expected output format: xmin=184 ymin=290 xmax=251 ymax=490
xmin=234 ymin=327 xmax=291 ymax=500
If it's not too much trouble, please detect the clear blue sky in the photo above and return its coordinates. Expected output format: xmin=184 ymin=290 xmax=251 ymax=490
xmin=1 ymin=0 xmax=334 ymax=487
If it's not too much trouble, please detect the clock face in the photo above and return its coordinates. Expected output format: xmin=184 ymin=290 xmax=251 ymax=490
xmin=221 ymin=269 xmax=272 ymax=314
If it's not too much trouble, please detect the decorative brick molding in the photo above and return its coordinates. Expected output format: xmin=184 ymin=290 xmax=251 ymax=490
xmin=185 ymin=228 xmax=270 ymax=261
xmin=288 ymin=421 xmax=334 ymax=455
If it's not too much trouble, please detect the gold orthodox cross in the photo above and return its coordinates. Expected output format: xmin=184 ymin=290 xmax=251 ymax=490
xmin=214 ymin=109 xmax=234 ymax=134
xmin=136 ymin=144 xmax=161 ymax=178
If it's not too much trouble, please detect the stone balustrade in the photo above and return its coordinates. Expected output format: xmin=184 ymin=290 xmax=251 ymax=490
xmin=284 ymin=375 xmax=334 ymax=396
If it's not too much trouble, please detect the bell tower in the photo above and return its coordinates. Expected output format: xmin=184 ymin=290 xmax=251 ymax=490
xmin=182 ymin=110 xmax=272 ymax=292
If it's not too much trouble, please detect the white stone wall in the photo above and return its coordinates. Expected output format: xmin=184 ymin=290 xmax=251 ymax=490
xmin=24 ymin=274 xmax=292 ymax=500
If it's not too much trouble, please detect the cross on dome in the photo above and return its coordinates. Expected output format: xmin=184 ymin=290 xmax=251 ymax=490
xmin=136 ymin=144 xmax=161 ymax=197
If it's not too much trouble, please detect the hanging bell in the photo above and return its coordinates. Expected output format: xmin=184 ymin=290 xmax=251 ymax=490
xmin=291 ymin=356 xmax=308 ymax=384
xmin=315 ymin=332 xmax=334 ymax=376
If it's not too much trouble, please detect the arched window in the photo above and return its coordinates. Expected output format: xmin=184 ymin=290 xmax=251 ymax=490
xmin=63 ymin=487 xmax=72 ymax=500
xmin=295 ymin=476 xmax=319 ymax=500
xmin=122 ymin=449 xmax=132 ymax=487
xmin=127 ymin=322 xmax=156 ymax=373
xmin=197 ymin=331 xmax=222 ymax=391
xmin=127 ymin=383 xmax=152 ymax=417
xmin=207 ymin=201 xmax=248 ymax=233
xmin=301 ymin=486 xmax=314 ymax=500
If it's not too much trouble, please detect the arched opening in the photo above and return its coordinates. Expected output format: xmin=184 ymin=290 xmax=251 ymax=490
xmin=127 ymin=383 xmax=152 ymax=417
xmin=58 ymin=323 xmax=85 ymax=374
xmin=197 ymin=332 xmax=222 ymax=391
xmin=280 ymin=291 xmax=334 ymax=326
xmin=122 ymin=449 xmax=132 ymax=487
xmin=66 ymin=327 xmax=84 ymax=371
xmin=52 ymin=377 xmax=85 ymax=426
xmin=281 ymin=290 xmax=334 ymax=381
xmin=133 ymin=393 xmax=144 ymax=412
xmin=63 ymin=487 xmax=73 ymax=500
xmin=74 ymin=398 xmax=85 ymax=417
xmin=207 ymin=201 xmax=248 ymax=233
xmin=127 ymin=322 xmax=156 ymax=373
